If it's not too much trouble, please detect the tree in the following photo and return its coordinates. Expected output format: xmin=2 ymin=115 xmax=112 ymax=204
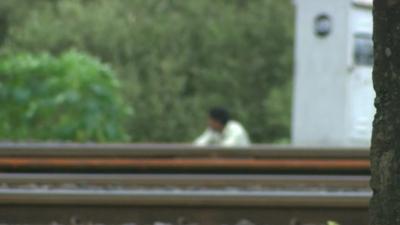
xmin=370 ymin=1 xmax=400 ymax=225
xmin=0 ymin=0 xmax=294 ymax=143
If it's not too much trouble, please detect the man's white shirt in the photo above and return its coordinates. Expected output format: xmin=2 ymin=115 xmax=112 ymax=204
xmin=194 ymin=120 xmax=250 ymax=147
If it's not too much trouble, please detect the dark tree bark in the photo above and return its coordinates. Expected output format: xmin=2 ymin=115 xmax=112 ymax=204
xmin=370 ymin=1 xmax=400 ymax=225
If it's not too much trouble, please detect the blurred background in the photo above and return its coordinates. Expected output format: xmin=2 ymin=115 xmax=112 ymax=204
xmin=0 ymin=1 xmax=374 ymax=224
xmin=0 ymin=0 xmax=293 ymax=144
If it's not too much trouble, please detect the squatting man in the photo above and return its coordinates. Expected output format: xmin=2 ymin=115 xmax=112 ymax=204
xmin=194 ymin=107 xmax=250 ymax=147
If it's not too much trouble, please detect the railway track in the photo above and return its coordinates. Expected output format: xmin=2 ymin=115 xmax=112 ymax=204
xmin=0 ymin=173 xmax=370 ymax=225
xmin=0 ymin=144 xmax=371 ymax=224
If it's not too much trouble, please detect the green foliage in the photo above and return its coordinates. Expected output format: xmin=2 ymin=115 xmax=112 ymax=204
xmin=0 ymin=50 xmax=131 ymax=141
xmin=0 ymin=0 xmax=294 ymax=143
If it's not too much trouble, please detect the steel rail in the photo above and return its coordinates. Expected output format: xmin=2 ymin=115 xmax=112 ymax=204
xmin=0 ymin=188 xmax=371 ymax=207
xmin=0 ymin=173 xmax=371 ymax=207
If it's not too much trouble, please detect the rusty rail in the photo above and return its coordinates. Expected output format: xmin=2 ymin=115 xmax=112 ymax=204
xmin=0 ymin=143 xmax=370 ymax=173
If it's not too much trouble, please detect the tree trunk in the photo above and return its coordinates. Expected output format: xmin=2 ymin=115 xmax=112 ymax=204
xmin=370 ymin=1 xmax=400 ymax=225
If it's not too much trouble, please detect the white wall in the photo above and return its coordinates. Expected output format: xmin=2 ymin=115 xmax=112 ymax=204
xmin=292 ymin=0 xmax=351 ymax=146
xmin=292 ymin=0 xmax=374 ymax=146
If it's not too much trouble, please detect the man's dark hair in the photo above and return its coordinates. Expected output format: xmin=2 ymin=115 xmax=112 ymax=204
xmin=209 ymin=107 xmax=230 ymax=125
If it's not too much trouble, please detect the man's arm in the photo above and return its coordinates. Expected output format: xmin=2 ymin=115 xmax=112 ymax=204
xmin=221 ymin=132 xmax=240 ymax=147
xmin=221 ymin=124 xmax=250 ymax=147
xmin=194 ymin=129 xmax=213 ymax=146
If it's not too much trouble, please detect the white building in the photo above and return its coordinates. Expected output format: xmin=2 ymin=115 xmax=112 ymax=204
xmin=292 ymin=0 xmax=374 ymax=146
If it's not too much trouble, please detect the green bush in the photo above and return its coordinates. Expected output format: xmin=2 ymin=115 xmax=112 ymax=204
xmin=1 ymin=0 xmax=293 ymax=143
xmin=0 ymin=50 xmax=131 ymax=141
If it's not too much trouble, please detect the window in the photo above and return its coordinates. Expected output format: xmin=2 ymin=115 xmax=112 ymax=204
xmin=354 ymin=33 xmax=373 ymax=66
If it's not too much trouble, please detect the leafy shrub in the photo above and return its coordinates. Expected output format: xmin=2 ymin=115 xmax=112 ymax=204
xmin=0 ymin=50 xmax=131 ymax=141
